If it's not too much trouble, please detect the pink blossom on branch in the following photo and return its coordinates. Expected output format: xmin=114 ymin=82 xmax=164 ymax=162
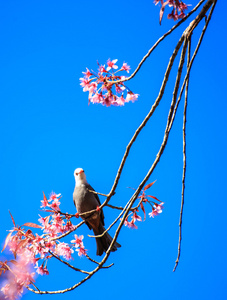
xmin=71 ymin=234 xmax=84 ymax=248
xmin=71 ymin=234 xmax=87 ymax=257
xmin=35 ymin=264 xmax=49 ymax=275
xmin=124 ymin=181 xmax=164 ymax=229
xmin=56 ymin=242 xmax=74 ymax=260
xmin=149 ymin=202 xmax=164 ymax=218
xmin=1 ymin=250 xmax=35 ymax=300
xmin=106 ymin=59 xmax=118 ymax=71
xmin=80 ymin=59 xmax=139 ymax=107
xmin=121 ymin=62 xmax=131 ymax=73
xmin=154 ymin=0 xmax=189 ymax=24
xmin=76 ymin=245 xmax=87 ymax=257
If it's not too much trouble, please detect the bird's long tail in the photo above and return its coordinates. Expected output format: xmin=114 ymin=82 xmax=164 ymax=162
xmin=93 ymin=223 xmax=121 ymax=256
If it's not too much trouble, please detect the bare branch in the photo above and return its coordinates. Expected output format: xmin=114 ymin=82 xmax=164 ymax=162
xmin=50 ymin=251 xmax=90 ymax=275
xmin=85 ymin=254 xmax=114 ymax=269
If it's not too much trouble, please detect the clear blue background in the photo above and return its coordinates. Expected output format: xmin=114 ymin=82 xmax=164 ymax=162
xmin=0 ymin=0 xmax=226 ymax=299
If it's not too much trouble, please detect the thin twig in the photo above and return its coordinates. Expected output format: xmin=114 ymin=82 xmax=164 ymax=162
xmin=85 ymin=254 xmax=114 ymax=268
xmin=173 ymin=0 xmax=217 ymax=272
xmin=173 ymin=37 xmax=191 ymax=273
xmin=88 ymin=189 xmax=110 ymax=198
xmin=49 ymin=251 xmax=90 ymax=275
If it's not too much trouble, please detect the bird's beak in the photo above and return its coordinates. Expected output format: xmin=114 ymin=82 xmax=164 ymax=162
xmin=78 ymin=170 xmax=84 ymax=174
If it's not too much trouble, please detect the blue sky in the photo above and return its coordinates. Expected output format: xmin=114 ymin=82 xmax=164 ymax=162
xmin=0 ymin=0 xmax=226 ymax=299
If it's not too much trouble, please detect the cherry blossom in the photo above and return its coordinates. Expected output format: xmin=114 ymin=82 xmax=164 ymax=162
xmin=71 ymin=234 xmax=84 ymax=248
xmin=115 ymin=95 xmax=125 ymax=106
xmin=121 ymin=62 xmax=131 ymax=73
xmin=123 ymin=217 xmax=132 ymax=228
xmin=106 ymin=59 xmax=118 ymax=71
xmin=71 ymin=234 xmax=87 ymax=257
xmin=82 ymin=67 xmax=92 ymax=78
xmin=149 ymin=209 xmax=159 ymax=218
xmin=123 ymin=217 xmax=138 ymax=229
xmin=149 ymin=202 xmax=164 ymax=218
xmin=124 ymin=181 xmax=163 ymax=229
xmin=80 ymin=77 xmax=91 ymax=92
xmin=1 ymin=250 xmax=35 ymax=300
xmin=132 ymin=212 xmax=142 ymax=222
xmin=125 ymin=92 xmax=139 ymax=103
xmin=49 ymin=192 xmax=61 ymax=201
xmin=154 ymin=0 xmax=189 ymax=24
xmin=35 ymin=264 xmax=49 ymax=275
xmin=76 ymin=245 xmax=87 ymax=257
xmin=80 ymin=59 xmax=139 ymax=106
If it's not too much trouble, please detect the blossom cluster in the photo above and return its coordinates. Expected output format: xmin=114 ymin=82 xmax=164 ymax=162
xmin=154 ymin=0 xmax=189 ymax=24
xmin=0 ymin=192 xmax=86 ymax=299
xmin=124 ymin=181 xmax=164 ymax=229
xmin=1 ymin=250 xmax=35 ymax=300
xmin=80 ymin=59 xmax=139 ymax=106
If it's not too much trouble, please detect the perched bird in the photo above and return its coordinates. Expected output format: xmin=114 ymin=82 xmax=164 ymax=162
xmin=73 ymin=168 xmax=121 ymax=256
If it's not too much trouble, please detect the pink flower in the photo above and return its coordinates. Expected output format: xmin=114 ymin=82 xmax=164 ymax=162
xmin=44 ymin=239 xmax=56 ymax=252
xmin=50 ymin=199 xmax=60 ymax=211
xmin=129 ymin=220 xmax=138 ymax=229
xmin=63 ymin=221 xmax=75 ymax=232
xmin=149 ymin=203 xmax=164 ymax=218
xmin=154 ymin=202 xmax=164 ymax=212
xmin=80 ymin=77 xmax=91 ymax=92
xmin=82 ymin=68 xmax=92 ymax=78
xmin=38 ymin=215 xmax=46 ymax=227
xmin=71 ymin=234 xmax=84 ymax=248
xmin=80 ymin=59 xmax=139 ymax=106
xmin=121 ymin=62 xmax=131 ymax=73
xmin=123 ymin=217 xmax=138 ymax=229
xmin=1 ymin=284 xmax=10 ymax=297
xmin=31 ymin=239 xmax=47 ymax=258
xmin=115 ymin=95 xmax=125 ymax=106
xmin=35 ymin=264 xmax=49 ymax=275
xmin=132 ymin=212 xmax=142 ymax=222
xmin=124 ymin=217 xmax=131 ymax=228
xmin=1 ymin=251 xmax=35 ymax=300
xmin=115 ymin=84 xmax=125 ymax=94
xmin=125 ymin=92 xmax=139 ymax=103
xmin=1 ymin=282 xmax=24 ymax=300
xmin=48 ymin=223 xmax=63 ymax=237
xmin=88 ymin=81 xmax=97 ymax=94
xmin=8 ymin=237 xmax=19 ymax=253
xmin=76 ymin=245 xmax=87 ymax=257
xmin=98 ymin=64 xmax=107 ymax=73
xmin=90 ymin=92 xmax=104 ymax=104
xmin=168 ymin=9 xmax=179 ymax=20
xmin=149 ymin=209 xmax=159 ymax=218
xmin=103 ymin=94 xmax=114 ymax=107
xmin=56 ymin=242 xmax=73 ymax=260
xmin=49 ymin=192 xmax=61 ymax=201
xmin=106 ymin=59 xmax=118 ymax=71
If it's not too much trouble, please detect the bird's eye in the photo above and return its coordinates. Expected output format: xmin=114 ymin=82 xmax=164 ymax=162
xmin=76 ymin=173 xmax=78 ymax=175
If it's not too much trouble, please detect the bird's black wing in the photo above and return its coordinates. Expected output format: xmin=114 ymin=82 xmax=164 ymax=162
xmin=86 ymin=184 xmax=105 ymax=226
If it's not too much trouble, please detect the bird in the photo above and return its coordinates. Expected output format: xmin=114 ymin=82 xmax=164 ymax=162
xmin=73 ymin=168 xmax=121 ymax=256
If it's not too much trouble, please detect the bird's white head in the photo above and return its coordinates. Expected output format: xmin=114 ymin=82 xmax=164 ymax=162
xmin=74 ymin=168 xmax=87 ymax=186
